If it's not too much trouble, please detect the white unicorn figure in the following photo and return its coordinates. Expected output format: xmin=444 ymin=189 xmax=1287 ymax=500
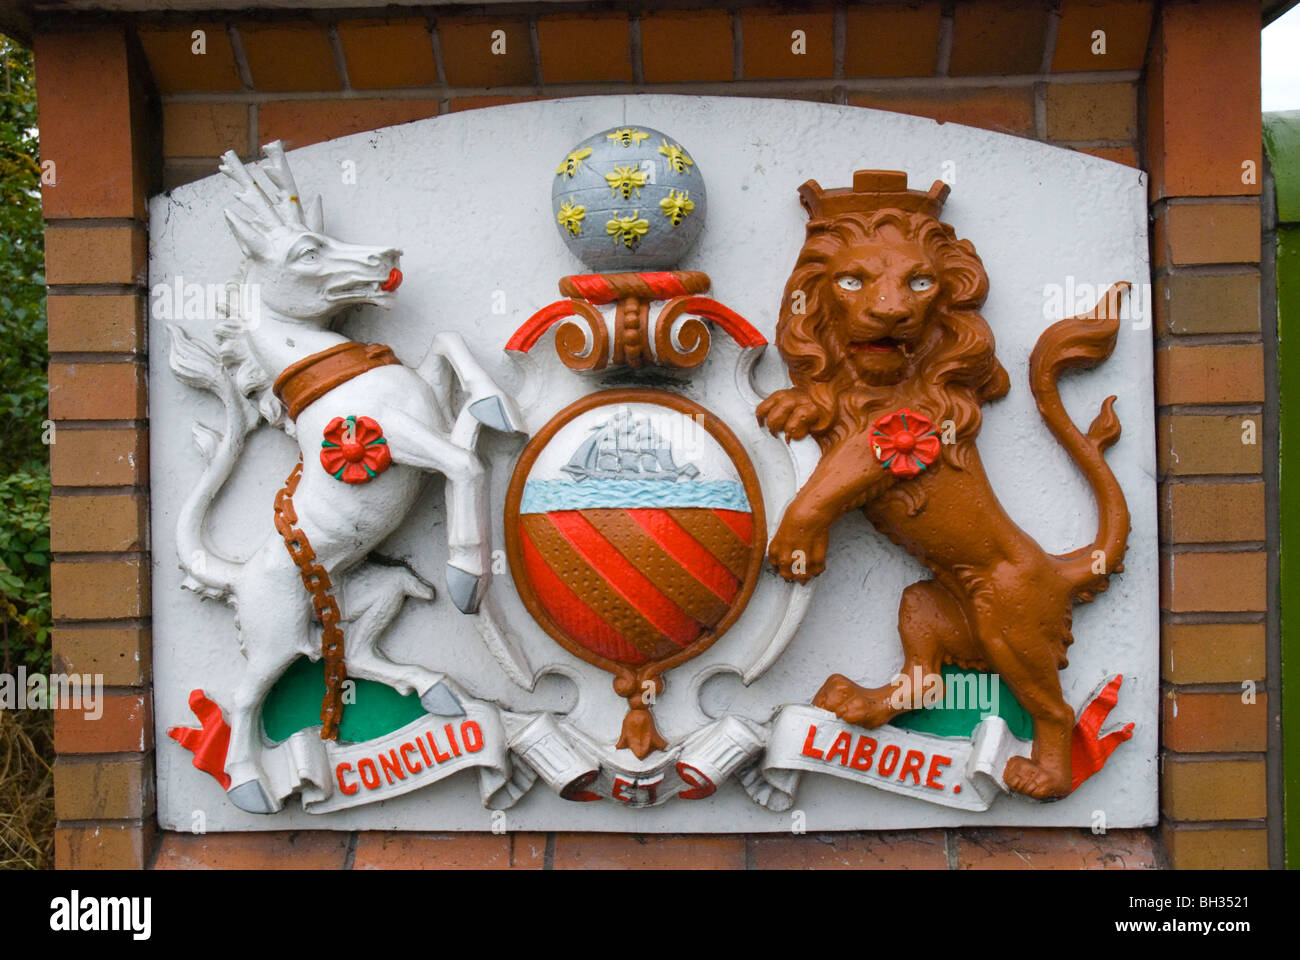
xmin=167 ymin=141 xmax=523 ymax=813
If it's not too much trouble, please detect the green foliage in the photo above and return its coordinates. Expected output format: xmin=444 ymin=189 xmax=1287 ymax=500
xmin=0 ymin=37 xmax=45 ymax=475
xmin=0 ymin=36 xmax=49 ymax=674
xmin=0 ymin=469 xmax=49 ymax=672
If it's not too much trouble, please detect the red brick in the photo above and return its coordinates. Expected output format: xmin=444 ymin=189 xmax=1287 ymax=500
xmin=1156 ymin=344 xmax=1264 ymax=405
xmin=1052 ymin=1 xmax=1154 ymax=72
xmin=949 ymin=0 xmax=1049 ymax=76
xmin=53 ymin=626 xmax=151 ymax=687
xmin=446 ymin=96 xmax=542 ymax=113
xmin=1158 ymin=414 xmax=1263 ymax=476
xmin=751 ymin=831 xmax=948 ymax=869
xmin=641 ymin=10 xmax=734 ymax=83
xmin=47 ymin=294 xmax=144 ymax=353
xmin=1155 ymin=203 xmax=1261 ymax=268
xmin=1160 ymin=481 xmax=1265 ymax=543
xmin=162 ymin=103 xmax=249 ymax=160
xmin=54 ymin=755 xmax=153 ymax=820
xmin=1156 ymin=272 xmax=1260 ymax=335
xmin=48 ymin=362 xmax=146 ymax=421
xmin=50 ymin=428 xmax=148 ymax=487
xmin=163 ymin=161 xmax=222 ymax=191
xmin=1076 ymin=145 xmax=1139 ymax=167
xmin=34 ymin=30 xmax=143 ymax=220
xmin=954 ymin=828 xmax=1158 ymax=869
xmin=338 ymin=18 xmax=438 ymax=89
xmin=1146 ymin=0 xmax=1261 ymax=200
xmin=353 ymin=832 xmax=546 ymax=869
xmin=552 ymin=834 xmax=744 ymax=869
xmin=438 ymin=17 xmax=533 ymax=87
xmin=238 ymin=22 xmax=342 ymax=92
xmin=153 ymin=831 xmax=350 ymax=869
xmin=844 ymin=3 xmax=941 ymax=77
xmin=51 ymin=558 xmax=149 ymax=620
xmin=138 ymin=23 xmax=243 ymax=92
xmin=1161 ymin=551 xmax=1266 ymax=612
xmin=51 ymin=493 xmax=147 ymax=552
xmin=537 ymin=14 xmax=632 ymax=84
xmin=1046 ymin=82 xmax=1137 ymax=141
xmin=1161 ymin=757 xmax=1266 ymax=821
xmin=54 ymin=692 xmax=151 ymax=754
xmin=1163 ymin=691 xmax=1267 ymax=752
xmin=741 ymin=8 xmax=834 ymax=79
xmin=44 ymin=225 xmax=146 ymax=286
xmin=850 ymin=87 xmax=1035 ymax=137
xmin=56 ymin=822 xmax=155 ymax=870
xmin=1161 ymin=622 xmax=1264 ymax=683
xmin=259 ymin=99 xmax=440 ymax=150
xmin=1162 ymin=823 xmax=1267 ymax=869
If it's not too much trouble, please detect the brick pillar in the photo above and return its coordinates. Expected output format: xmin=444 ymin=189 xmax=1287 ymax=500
xmin=1146 ymin=0 xmax=1271 ymax=869
xmin=36 ymin=26 xmax=158 ymax=869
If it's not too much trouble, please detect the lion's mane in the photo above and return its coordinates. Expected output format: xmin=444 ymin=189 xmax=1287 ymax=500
xmin=774 ymin=210 xmax=1009 ymax=469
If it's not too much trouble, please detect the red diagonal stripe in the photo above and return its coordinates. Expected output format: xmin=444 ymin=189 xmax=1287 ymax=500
xmin=713 ymin=508 xmax=753 ymax=544
xmin=625 ymin=508 xmax=739 ymax=603
xmin=520 ymin=526 xmax=648 ymax=664
xmin=548 ymin=511 xmax=700 ymax=647
xmin=638 ymin=272 xmax=690 ymax=299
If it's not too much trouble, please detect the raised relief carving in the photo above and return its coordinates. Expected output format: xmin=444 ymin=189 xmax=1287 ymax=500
xmin=504 ymin=389 xmax=766 ymax=759
xmin=158 ymin=115 xmax=1143 ymax=825
xmin=758 ymin=171 xmax=1133 ymax=799
xmin=166 ymin=142 xmax=523 ymax=813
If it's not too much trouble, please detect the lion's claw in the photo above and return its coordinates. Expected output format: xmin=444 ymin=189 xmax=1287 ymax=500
xmin=1003 ymin=756 xmax=1070 ymax=799
xmin=757 ymin=388 xmax=822 ymax=441
xmin=813 ymin=674 xmax=896 ymax=728
xmin=767 ymin=521 xmax=827 ymax=583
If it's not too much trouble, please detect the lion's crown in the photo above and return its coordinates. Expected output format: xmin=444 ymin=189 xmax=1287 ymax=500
xmin=797 ymin=170 xmax=950 ymax=221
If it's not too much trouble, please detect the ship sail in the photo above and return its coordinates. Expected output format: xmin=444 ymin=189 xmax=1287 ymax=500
xmin=561 ymin=410 xmax=699 ymax=482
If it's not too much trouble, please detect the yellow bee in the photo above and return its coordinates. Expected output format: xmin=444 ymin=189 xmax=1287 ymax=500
xmin=659 ymin=189 xmax=695 ymax=226
xmin=606 ymin=212 xmax=649 ymax=249
xmin=605 ymin=164 xmax=648 ymax=199
xmin=556 ymin=147 xmax=593 ymax=179
xmin=607 ymin=127 xmax=650 ymax=147
xmin=658 ymin=139 xmax=694 ymax=174
xmin=557 ymin=198 xmax=586 ymax=237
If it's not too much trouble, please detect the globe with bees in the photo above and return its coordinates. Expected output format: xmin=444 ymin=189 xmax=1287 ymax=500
xmin=552 ymin=125 xmax=707 ymax=272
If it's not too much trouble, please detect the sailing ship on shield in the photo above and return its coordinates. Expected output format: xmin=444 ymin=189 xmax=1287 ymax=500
xmin=561 ymin=410 xmax=700 ymax=483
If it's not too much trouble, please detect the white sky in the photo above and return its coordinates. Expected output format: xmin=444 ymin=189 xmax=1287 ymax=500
xmin=1264 ymin=5 xmax=1300 ymax=111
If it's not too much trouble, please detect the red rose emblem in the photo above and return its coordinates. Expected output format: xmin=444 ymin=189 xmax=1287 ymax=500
xmin=320 ymin=415 xmax=392 ymax=484
xmin=871 ymin=408 xmax=941 ymax=479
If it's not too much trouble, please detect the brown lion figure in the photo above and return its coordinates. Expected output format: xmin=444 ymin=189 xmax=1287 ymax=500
xmin=758 ymin=171 xmax=1130 ymax=799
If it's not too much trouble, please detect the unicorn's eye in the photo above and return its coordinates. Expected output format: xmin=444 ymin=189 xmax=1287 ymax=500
xmin=836 ymin=275 xmax=863 ymax=291
xmin=909 ymin=275 xmax=935 ymax=293
xmin=297 ymin=249 xmax=319 ymax=263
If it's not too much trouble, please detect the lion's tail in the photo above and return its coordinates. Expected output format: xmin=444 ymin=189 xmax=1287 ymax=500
xmin=1028 ymin=282 xmax=1132 ymax=602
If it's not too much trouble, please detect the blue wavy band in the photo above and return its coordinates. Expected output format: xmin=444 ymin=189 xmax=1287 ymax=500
xmin=520 ymin=479 xmax=751 ymax=513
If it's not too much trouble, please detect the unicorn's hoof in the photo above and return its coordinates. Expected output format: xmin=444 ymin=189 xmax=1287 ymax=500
xmin=227 ymin=778 xmax=278 ymax=814
xmin=445 ymin=563 xmax=485 ymax=614
xmin=420 ymin=681 xmax=465 ymax=717
xmin=469 ymin=395 xmax=523 ymax=434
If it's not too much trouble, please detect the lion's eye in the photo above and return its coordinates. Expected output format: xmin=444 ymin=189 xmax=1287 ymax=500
xmin=836 ymin=276 xmax=863 ymax=292
xmin=909 ymin=276 xmax=935 ymax=293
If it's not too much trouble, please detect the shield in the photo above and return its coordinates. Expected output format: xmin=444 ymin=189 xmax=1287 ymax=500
xmin=505 ymin=388 xmax=766 ymax=758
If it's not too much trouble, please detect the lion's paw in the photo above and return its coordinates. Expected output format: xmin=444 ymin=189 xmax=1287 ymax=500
xmin=756 ymin=389 xmax=824 ymax=441
xmin=812 ymin=674 xmax=895 ymax=728
xmin=1003 ymin=756 xmax=1070 ymax=800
